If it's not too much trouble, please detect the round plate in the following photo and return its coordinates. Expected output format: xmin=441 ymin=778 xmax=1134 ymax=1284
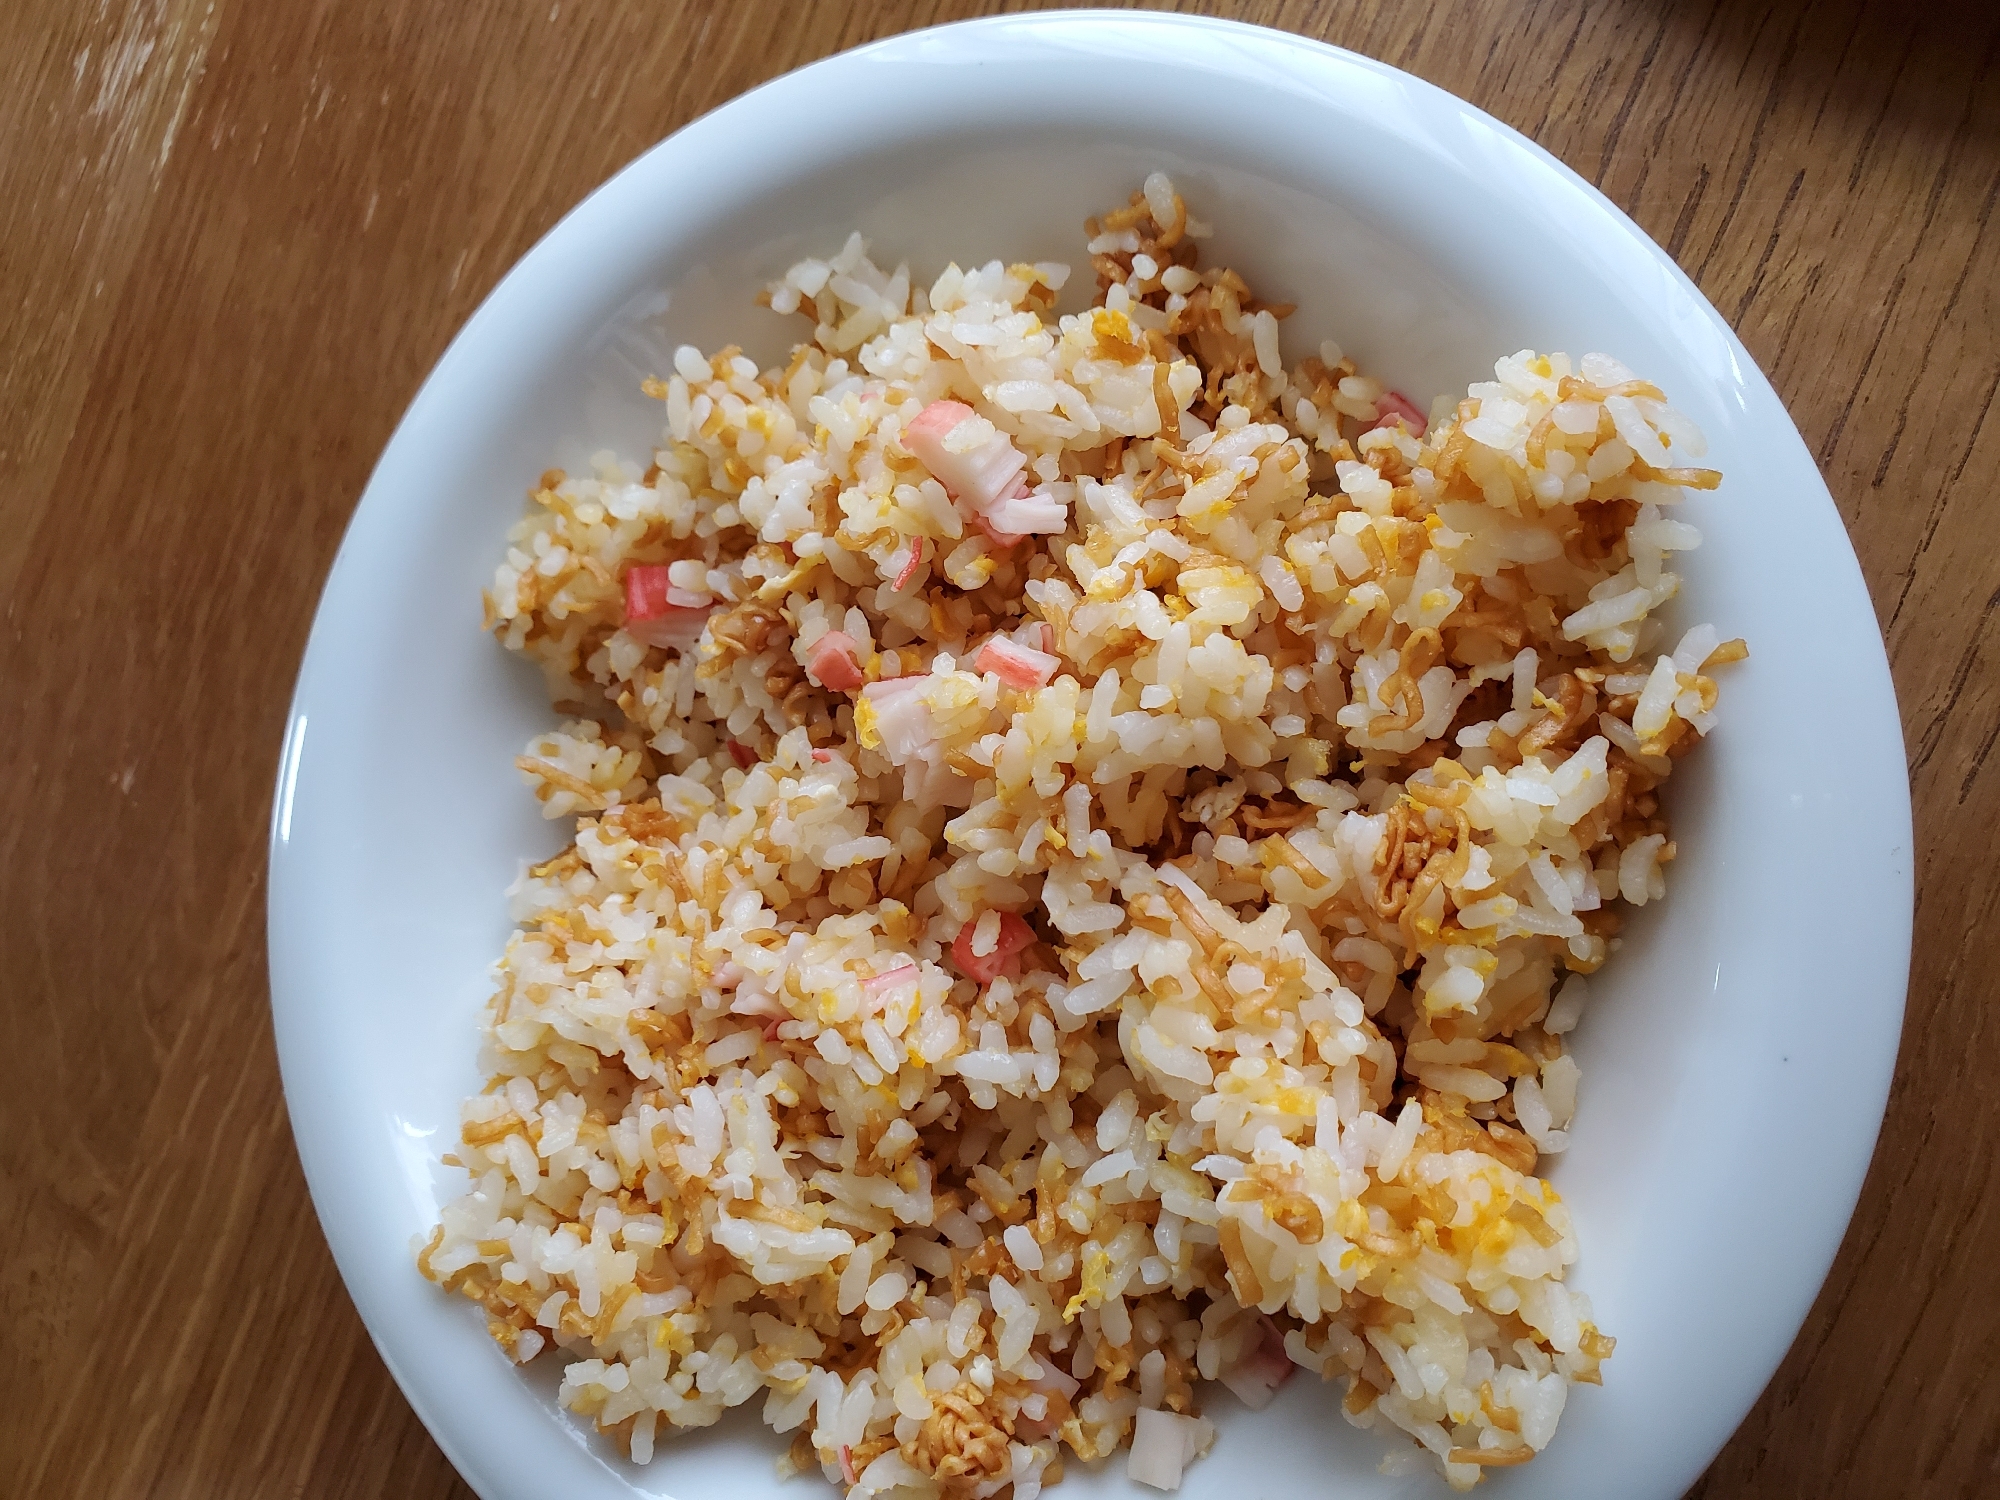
xmin=268 ymin=12 xmax=1912 ymax=1499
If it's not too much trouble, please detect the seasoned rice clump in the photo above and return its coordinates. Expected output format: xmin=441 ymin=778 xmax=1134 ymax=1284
xmin=421 ymin=176 xmax=1742 ymax=1494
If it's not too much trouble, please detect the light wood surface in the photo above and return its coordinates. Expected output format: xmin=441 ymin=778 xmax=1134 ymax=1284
xmin=4 ymin=1 xmax=1994 ymax=1495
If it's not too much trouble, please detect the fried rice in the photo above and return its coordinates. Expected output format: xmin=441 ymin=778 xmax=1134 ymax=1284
xmin=418 ymin=174 xmax=1743 ymax=1494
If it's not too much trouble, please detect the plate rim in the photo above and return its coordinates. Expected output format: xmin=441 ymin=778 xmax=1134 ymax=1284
xmin=267 ymin=11 xmax=1915 ymax=1500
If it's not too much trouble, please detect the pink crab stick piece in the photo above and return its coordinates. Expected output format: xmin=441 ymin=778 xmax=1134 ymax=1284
xmin=906 ymin=400 xmax=1072 ymax=544
xmin=859 ymin=676 xmax=936 ymax=761
xmin=863 ymin=962 xmax=919 ymax=998
xmin=625 ymin=563 xmax=672 ymax=617
xmin=892 ymin=536 xmax=926 ymax=591
xmin=951 ymin=912 xmax=1036 ymax=984
xmin=903 ymin=400 xmax=1027 ymax=513
xmin=974 ymin=635 xmax=1060 ymax=690
xmin=1369 ymin=390 xmax=1428 ymax=437
xmin=623 ymin=563 xmax=713 ymax=649
xmin=966 ymin=478 xmax=1065 ymax=547
xmin=981 ymin=483 xmax=1069 ymax=539
xmin=1217 ymin=1316 xmax=1295 ymax=1411
xmin=971 ymin=510 xmax=1027 ymax=548
xmin=805 ymin=630 xmax=867 ymax=691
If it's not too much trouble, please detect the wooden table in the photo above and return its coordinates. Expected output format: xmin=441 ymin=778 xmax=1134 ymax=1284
xmin=5 ymin=1 xmax=1994 ymax=1494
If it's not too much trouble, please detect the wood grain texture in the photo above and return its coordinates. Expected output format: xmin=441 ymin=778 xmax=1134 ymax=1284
xmin=3 ymin=0 xmax=1993 ymax=1495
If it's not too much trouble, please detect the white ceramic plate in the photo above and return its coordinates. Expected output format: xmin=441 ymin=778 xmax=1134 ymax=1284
xmin=268 ymin=13 xmax=1912 ymax=1499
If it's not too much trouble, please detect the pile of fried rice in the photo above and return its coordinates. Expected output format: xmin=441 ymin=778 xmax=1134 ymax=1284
xmin=419 ymin=174 xmax=1743 ymax=1494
